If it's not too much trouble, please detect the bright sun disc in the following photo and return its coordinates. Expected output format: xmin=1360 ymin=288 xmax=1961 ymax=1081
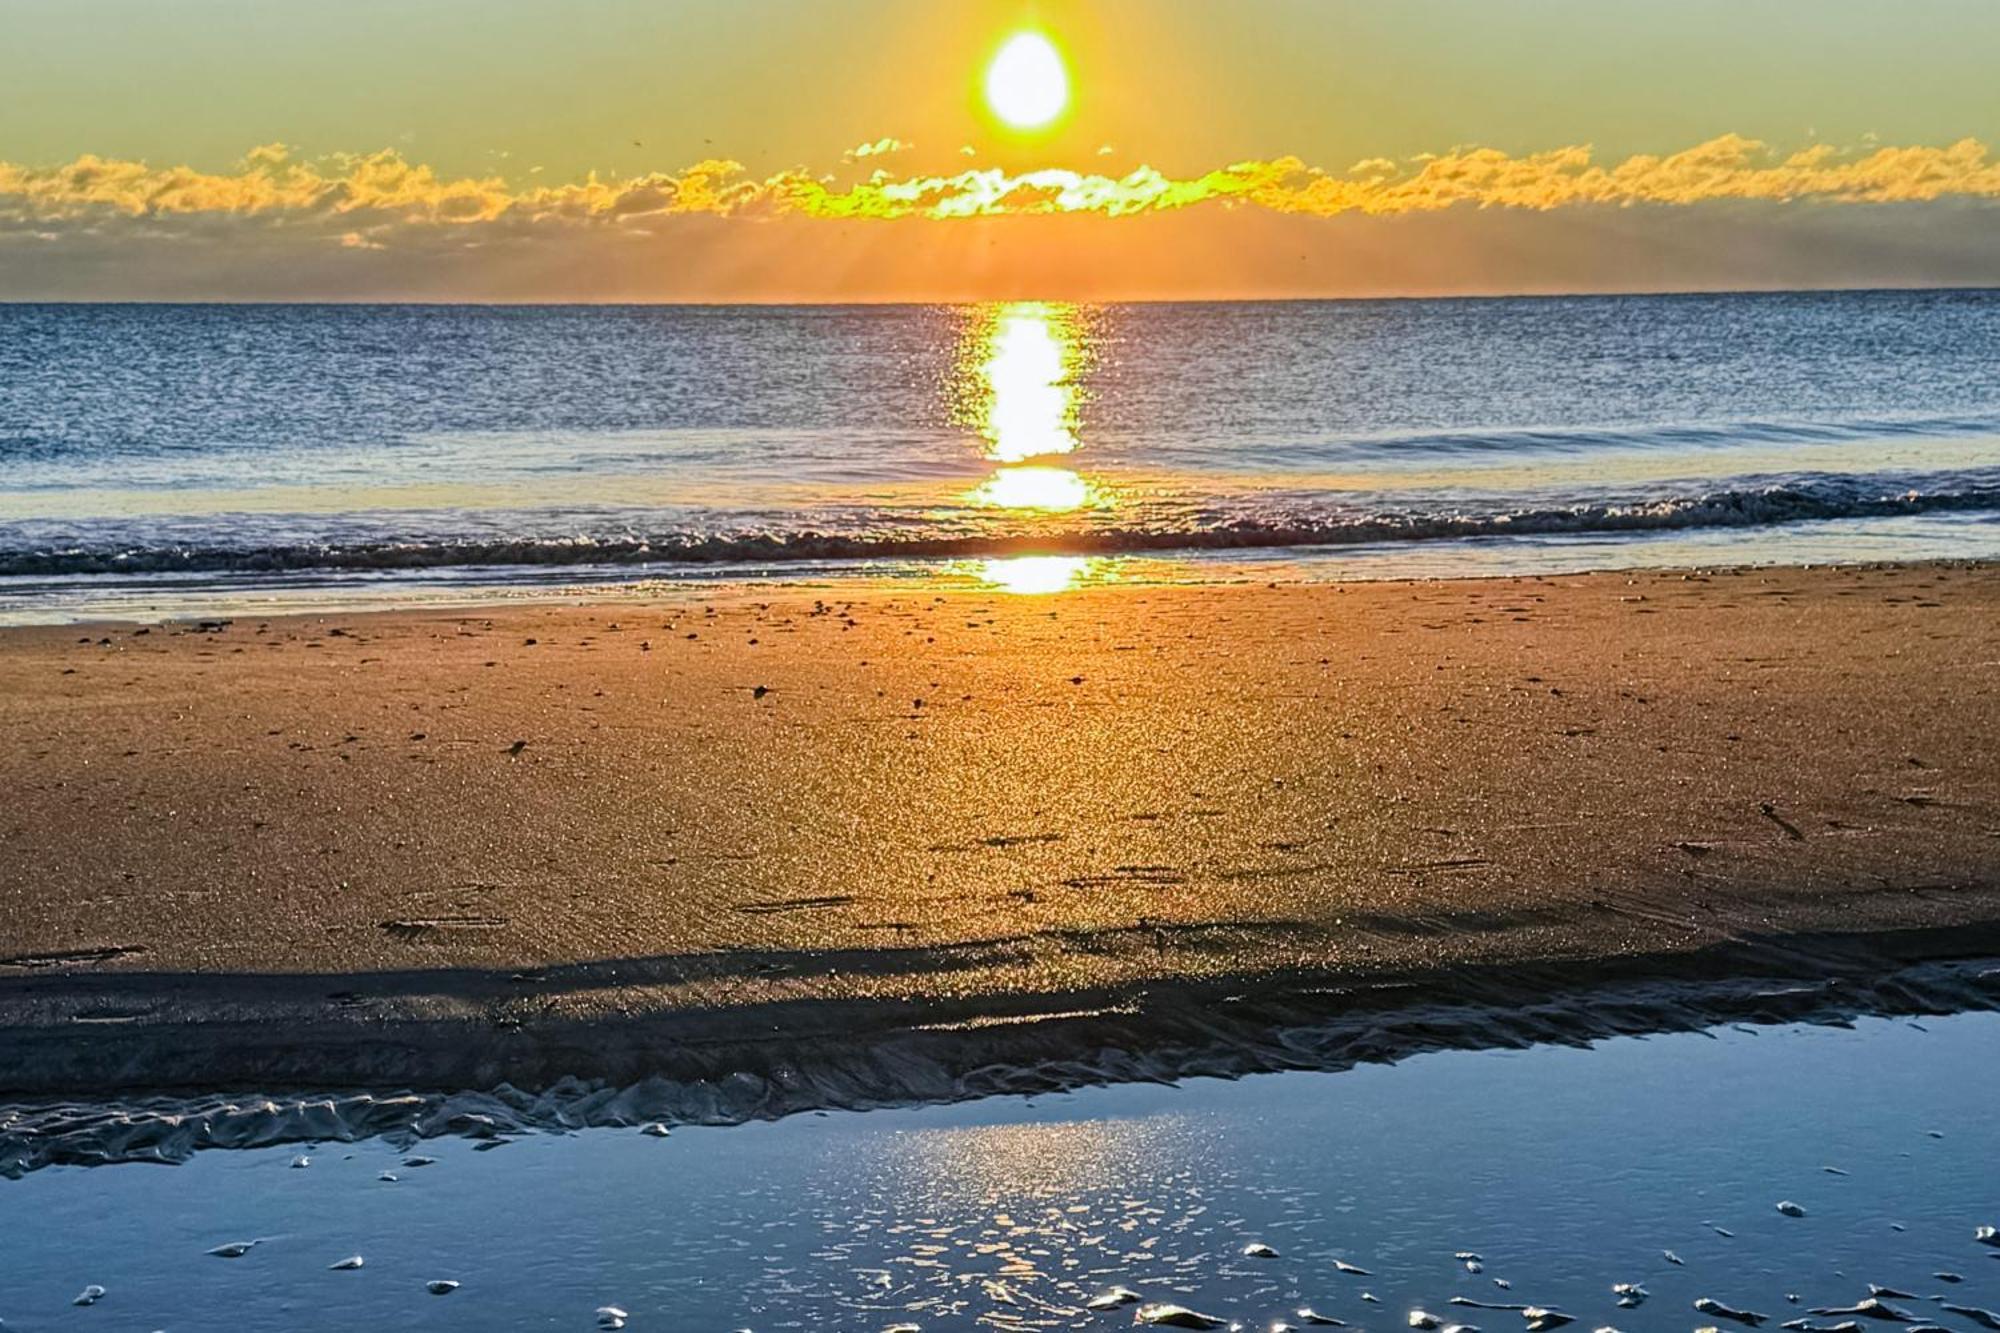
xmin=985 ymin=32 xmax=1069 ymax=130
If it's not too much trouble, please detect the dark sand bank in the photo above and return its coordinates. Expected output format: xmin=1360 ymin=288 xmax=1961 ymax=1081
xmin=3 ymin=562 xmax=2000 ymax=1164
xmin=3 ymin=924 xmax=1998 ymax=1174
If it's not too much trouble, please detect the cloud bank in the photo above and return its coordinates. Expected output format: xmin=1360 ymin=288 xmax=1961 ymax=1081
xmin=4 ymin=134 xmax=1998 ymax=239
xmin=5 ymin=134 xmax=1999 ymax=301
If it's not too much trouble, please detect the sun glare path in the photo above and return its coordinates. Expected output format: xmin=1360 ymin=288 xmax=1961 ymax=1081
xmin=958 ymin=301 xmax=1101 ymax=517
xmin=984 ymin=32 xmax=1070 ymax=131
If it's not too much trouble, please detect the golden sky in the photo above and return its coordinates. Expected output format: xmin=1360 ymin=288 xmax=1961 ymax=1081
xmin=4 ymin=0 xmax=1999 ymax=299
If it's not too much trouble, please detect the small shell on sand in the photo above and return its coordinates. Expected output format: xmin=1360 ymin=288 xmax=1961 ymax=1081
xmin=1692 ymin=1297 xmax=1766 ymax=1326
xmin=426 ymin=1279 xmax=460 ymax=1295
xmin=1242 ymin=1242 xmax=1279 ymax=1258
xmin=329 ymin=1256 xmax=364 ymax=1271
xmin=207 ymin=1241 xmax=257 ymax=1258
xmin=1085 ymin=1288 xmax=1142 ymax=1310
xmin=1809 ymin=1298 xmax=1916 ymax=1321
xmin=73 ymin=1285 xmax=107 ymax=1307
xmin=1776 ymin=1201 xmax=1807 ymax=1217
xmin=1133 ymin=1305 xmax=1226 ymax=1329
xmin=289 ymin=1155 xmax=311 ymax=1169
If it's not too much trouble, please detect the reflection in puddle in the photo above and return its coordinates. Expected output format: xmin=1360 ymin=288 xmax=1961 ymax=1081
xmin=4 ymin=1013 xmax=2000 ymax=1328
xmin=958 ymin=302 xmax=1106 ymax=518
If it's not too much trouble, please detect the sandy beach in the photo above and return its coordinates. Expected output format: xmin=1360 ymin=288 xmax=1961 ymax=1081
xmin=3 ymin=562 xmax=1999 ymax=1103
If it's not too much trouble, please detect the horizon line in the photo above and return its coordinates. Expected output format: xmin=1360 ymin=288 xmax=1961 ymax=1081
xmin=4 ymin=281 xmax=1998 ymax=310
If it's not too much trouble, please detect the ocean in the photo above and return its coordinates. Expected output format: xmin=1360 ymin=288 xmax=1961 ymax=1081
xmin=5 ymin=290 xmax=2000 ymax=618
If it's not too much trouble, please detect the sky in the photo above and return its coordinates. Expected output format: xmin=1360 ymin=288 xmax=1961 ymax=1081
xmin=3 ymin=0 xmax=1999 ymax=301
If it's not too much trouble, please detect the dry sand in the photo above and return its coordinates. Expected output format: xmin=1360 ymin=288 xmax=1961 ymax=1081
xmin=2 ymin=562 xmax=1999 ymax=1098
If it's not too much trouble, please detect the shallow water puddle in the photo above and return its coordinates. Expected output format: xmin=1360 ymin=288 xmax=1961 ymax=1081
xmin=3 ymin=1011 xmax=1998 ymax=1329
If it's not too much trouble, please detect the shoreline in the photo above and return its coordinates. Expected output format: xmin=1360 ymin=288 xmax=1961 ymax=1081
xmin=3 ymin=561 xmax=1999 ymax=1135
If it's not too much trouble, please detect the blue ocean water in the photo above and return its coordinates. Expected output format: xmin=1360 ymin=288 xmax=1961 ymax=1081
xmin=4 ymin=291 xmax=2000 ymax=614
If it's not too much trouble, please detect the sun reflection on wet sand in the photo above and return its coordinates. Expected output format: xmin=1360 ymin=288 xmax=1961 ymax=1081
xmin=977 ymin=554 xmax=1101 ymax=594
xmin=958 ymin=301 xmax=1104 ymax=519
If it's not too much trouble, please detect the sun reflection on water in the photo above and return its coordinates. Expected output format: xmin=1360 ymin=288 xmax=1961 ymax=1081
xmin=958 ymin=302 xmax=1102 ymax=518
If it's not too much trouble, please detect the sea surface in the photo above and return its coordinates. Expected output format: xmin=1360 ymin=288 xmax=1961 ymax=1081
xmin=3 ymin=1010 xmax=1998 ymax=1329
xmin=5 ymin=291 xmax=2000 ymax=619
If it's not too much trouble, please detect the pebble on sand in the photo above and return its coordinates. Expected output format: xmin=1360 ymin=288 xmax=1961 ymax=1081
xmin=329 ymin=1256 xmax=364 ymax=1271
xmin=1977 ymin=1225 xmax=1999 ymax=1246
xmin=1692 ymin=1297 xmax=1767 ymax=1326
xmin=289 ymin=1155 xmax=311 ymax=1169
xmin=72 ymin=1286 xmax=107 ymax=1307
xmin=640 ymin=1123 xmax=671 ymax=1138
xmin=1612 ymin=1284 xmax=1648 ymax=1308
xmin=1242 ymin=1241 xmax=1279 ymax=1258
xmin=1776 ymin=1201 xmax=1807 ymax=1217
xmin=1133 ymin=1305 xmax=1226 ymax=1330
xmin=595 ymin=1308 xmax=629 ymax=1330
xmin=426 ymin=1280 xmax=460 ymax=1295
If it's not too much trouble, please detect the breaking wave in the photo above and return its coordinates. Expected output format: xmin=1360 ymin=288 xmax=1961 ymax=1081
xmin=6 ymin=475 xmax=2000 ymax=578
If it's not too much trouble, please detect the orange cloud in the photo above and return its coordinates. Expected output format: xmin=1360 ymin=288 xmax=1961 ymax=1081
xmin=2 ymin=134 xmax=1997 ymax=239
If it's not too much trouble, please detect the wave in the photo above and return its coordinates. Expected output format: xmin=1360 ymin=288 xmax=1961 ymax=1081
xmin=5 ymin=475 xmax=2000 ymax=579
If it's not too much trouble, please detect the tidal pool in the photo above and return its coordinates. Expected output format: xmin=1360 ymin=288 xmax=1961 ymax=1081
xmin=3 ymin=1010 xmax=1998 ymax=1330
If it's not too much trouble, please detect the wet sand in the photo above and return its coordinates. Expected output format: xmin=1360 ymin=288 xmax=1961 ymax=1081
xmin=2 ymin=562 xmax=1999 ymax=1098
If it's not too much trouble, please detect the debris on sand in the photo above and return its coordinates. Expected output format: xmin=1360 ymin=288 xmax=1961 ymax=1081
xmin=1134 ymin=1304 xmax=1227 ymax=1329
xmin=1693 ymin=1297 xmax=1767 ymax=1326
xmin=1085 ymin=1287 xmax=1142 ymax=1310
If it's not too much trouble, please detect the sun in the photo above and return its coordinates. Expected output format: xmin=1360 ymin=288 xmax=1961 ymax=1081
xmin=984 ymin=31 xmax=1069 ymax=131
